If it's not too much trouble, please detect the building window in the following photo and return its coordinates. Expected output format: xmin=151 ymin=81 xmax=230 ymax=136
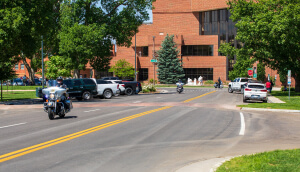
xmin=203 ymin=11 xmax=210 ymax=35
xmin=138 ymin=68 xmax=148 ymax=81
xmin=184 ymin=68 xmax=213 ymax=81
xmin=211 ymin=10 xmax=218 ymax=35
xmin=21 ymin=64 xmax=24 ymax=70
xmin=137 ymin=46 xmax=148 ymax=57
xmin=15 ymin=64 xmax=19 ymax=70
xmin=181 ymin=45 xmax=213 ymax=56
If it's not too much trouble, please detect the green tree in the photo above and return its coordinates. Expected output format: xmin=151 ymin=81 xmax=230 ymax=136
xmin=157 ymin=34 xmax=185 ymax=84
xmin=59 ymin=0 xmax=153 ymax=78
xmin=109 ymin=59 xmax=135 ymax=79
xmin=226 ymin=0 xmax=300 ymax=90
xmin=45 ymin=56 xmax=72 ymax=79
xmin=257 ymin=63 xmax=266 ymax=82
xmin=17 ymin=1 xmax=60 ymax=84
xmin=0 ymin=1 xmax=61 ymax=84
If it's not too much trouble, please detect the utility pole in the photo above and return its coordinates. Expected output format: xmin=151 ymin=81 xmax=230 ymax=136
xmin=153 ymin=36 xmax=155 ymax=86
xmin=41 ymin=36 xmax=44 ymax=89
xmin=135 ymin=32 xmax=137 ymax=81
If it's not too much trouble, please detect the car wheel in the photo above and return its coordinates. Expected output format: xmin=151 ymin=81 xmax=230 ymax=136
xmin=125 ymin=87 xmax=134 ymax=95
xmin=228 ymin=87 xmax=233 ymax=93
xmin=82 ymin=91 xmax=91 ymax=100
xmin=263 ymin=100 xmax=268 ymax=103
xmin=243 ymin=96 xmax=247 ymax=103
xmin=103 ymin=89 xmax=113 ymax=99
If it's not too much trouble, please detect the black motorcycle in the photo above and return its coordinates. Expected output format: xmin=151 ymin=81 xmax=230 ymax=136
xmin=176 ymin=82 xmax=184 ymax=93
xmin=42 ymin=81 xmax=72 ymax=120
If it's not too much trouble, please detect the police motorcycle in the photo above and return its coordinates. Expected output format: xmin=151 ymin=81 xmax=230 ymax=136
xmin=176 ymin=80 xmax=184 ymax=93
xmin=42 ymin=80 xmax=72 ymax=120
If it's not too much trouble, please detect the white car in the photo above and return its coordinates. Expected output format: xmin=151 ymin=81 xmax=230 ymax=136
xmin=110 ymin=80 xmax=125 ymax=95
xmin=91 ymin=79 xmax=120 ymax=99
xmin=243 ymin=83 xmax=268 ymax=103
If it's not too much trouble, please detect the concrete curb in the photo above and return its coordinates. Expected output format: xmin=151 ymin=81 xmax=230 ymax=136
xmin=176 ymin=156 xmax=235 ymax=172
xmin=241 ymin=107 xmax=300 ymax=113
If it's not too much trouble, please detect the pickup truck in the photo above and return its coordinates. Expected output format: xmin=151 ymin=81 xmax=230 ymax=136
xmin=122 ymin=81 xmax=142 ymax=95
xmin=228 ymin=77 xmax=252 ymax=93
xmin=91 ymin=79 xmax=120 ymax=99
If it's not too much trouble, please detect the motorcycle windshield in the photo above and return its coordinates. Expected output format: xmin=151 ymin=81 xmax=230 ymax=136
xmin=47 ymin=80 xmax=58 ymax=87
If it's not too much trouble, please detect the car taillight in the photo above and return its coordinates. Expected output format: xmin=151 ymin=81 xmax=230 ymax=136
xmin=117 ymin=84 xmax=119 ymax=89
xmin=261 ymin=90 xmax=268 ymax=92
xmin=245 ymin=88 xmax=252 ymax=91
xmin=136 ymin=83 xmax=138 ymax=87
xmin=121 ymin=84 xmax=125 ymax=87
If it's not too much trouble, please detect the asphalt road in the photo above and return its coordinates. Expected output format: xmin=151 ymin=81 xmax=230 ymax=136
xmin=1 ymin=88 xmax=300 ymax=172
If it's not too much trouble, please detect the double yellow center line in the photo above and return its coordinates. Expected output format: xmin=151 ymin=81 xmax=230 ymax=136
xmin=0 ymin=90 xmax=216 ymax=163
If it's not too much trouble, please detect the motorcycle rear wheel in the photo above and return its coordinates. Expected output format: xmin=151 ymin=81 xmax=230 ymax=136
xmin=48 ymin=108 xmax=55 ymax=120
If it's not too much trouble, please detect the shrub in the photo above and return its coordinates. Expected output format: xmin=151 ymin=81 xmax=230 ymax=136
xmin=142 ymin=84 xmax=157 ymax=93
xmin=281 ymin=86 xmax=295 ymax=91
xmin=204 ymin=80 xmax=214 ymax=84
xmin=149 ymin=78 xmax=157 ymax=84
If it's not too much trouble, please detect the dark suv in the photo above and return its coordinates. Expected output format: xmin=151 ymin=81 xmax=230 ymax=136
xmin=63 ymin=78 xmax=97 ymax=100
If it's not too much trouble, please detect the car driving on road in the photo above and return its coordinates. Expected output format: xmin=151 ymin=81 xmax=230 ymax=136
xmin=243 ymin=82 xmax=268 ymax=103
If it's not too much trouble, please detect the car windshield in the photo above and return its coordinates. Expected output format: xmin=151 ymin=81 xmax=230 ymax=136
xmin=248 ymin=85 xmax=265 ymax=89
xmin=241 ymin=79 xmax=249 ymax=82
xmin=47 ymin=80 xmax=58 ymax=87
xmin=14 ymin=78 xmax=22 ymax=82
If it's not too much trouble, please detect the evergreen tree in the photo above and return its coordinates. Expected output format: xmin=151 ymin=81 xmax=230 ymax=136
xmin=157 ymin=34 xmax=185 ymax=84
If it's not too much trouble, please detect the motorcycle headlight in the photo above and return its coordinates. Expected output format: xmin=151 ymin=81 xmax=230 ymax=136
xmin=49 ymin=93 xmax=55 ymax=99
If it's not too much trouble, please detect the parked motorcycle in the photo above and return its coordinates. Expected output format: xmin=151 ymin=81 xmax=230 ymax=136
xmin=176 ymin=82 xmax=184 ymax=93
xmin=42 ymin=80 xmax=72 ymax=120
xmin=214 ymin=81 xmax=224 ymax=88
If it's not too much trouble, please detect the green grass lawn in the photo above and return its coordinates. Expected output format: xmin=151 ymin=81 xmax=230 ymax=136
xmin=0 ymin=91 xmax=37 ymax=101
xmin=0 ymin=85 xmax=41 ymax=90
xmin=216 ymin=149 xmax=300 ymax=172
xmin=238 ymin=91 xmax=300 ymax=110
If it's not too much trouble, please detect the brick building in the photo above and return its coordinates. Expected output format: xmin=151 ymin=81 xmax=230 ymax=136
xmin=111 ymin=0 xmax=290 ymax=86
xmin=111 ymin=0 xmax=236 ymax=83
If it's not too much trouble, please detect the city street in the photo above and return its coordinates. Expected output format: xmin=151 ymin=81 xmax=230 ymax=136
xmin=1 ymin=88 xmax=300 ymax=172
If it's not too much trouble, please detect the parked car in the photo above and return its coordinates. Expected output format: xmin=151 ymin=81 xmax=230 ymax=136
xmin=34 ymin=78 xmax=42 ymax=85
xmin=122 ymin=81 xmax=142 ymax=95
xmin=110 ymin=80 xmax=125 ymax=95
xmin=12 ymin=78 xmax=24 ymax=86
xmin=101 ymin=76 xmax=120 ymax=80
xmin=91 ymin=79 xmax=120 ymax=99
xmin=228 ymin=77 xmax=252 ymax=93
xmin=243 ymin=82 xmax=268 ymax=103
xmin=63 ymin=78 xmax=97 ymax=100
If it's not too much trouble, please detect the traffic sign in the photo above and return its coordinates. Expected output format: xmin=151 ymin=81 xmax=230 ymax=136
xmin=253 ymin=73 xmax=257 ymax=78
xmin=150 ymin=59 xmax=157 ymax=63
xmin=248 ymin=70 xmax=253 ymax=76
xmin=288 ymin=70 xmax=291 ymax=85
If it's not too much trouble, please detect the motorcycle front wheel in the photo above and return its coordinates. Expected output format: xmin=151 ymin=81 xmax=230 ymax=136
xmin=48 ymin=108 xmax=55 ymax=120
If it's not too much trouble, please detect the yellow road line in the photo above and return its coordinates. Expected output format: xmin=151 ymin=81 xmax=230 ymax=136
xmin=0 ymin=90 xmax=217 ymax=163
xmin=183 ymin=90 xmax=216 ymax=103
xmin=0 ymin=106 xmax=172 ymax=163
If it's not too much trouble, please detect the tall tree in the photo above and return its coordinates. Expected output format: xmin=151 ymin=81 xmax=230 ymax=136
xmin=0 ymin=1 xmax=24 ymax=79
xmin=59 ymin=0 xmax=154 ymax=78
xmin=109 ymin=59 xmax=135 ymax=79
xmin=18 ymin=0 xmax=61 ymax=84
xmin=157 ymin=34 xmax=185 ymax=84
xmin=224 ymin=0 xmax=300 ymax=91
